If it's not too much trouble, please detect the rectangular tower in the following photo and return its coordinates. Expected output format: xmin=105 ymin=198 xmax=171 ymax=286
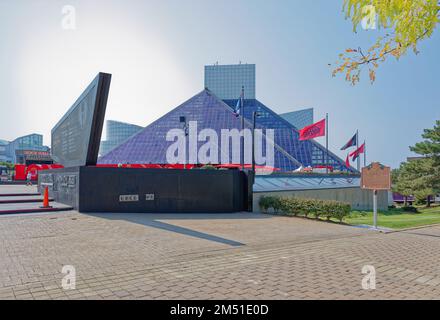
xmin=280 ymin=108 xmax=314 ymax=130
xmin=204 ymin=63 xmax=256 ymax=100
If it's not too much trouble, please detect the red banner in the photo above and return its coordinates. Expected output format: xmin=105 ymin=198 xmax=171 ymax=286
xmin=349 ymin=143 xmax=365 ymax=161
xmin=299 ymin=119 xmax=326 ymax=141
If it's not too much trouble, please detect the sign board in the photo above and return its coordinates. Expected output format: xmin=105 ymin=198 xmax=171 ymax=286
xmin=16 ymin=149 xmax=53 ymax=163
xmin=21 ymin=150 xmax=51 ymax=156
xmin=145 ymin=194 xmax=155 ymax=201
xmin=119 ymin=195 xmax=139 ymax=202
xmin=361 ymin=162 xmax=391 ymax=190
xmin=51 ymin=73 xmax=111 ymax=168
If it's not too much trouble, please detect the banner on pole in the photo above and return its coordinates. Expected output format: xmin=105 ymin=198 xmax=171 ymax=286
xmin=298 ymin=119 xmax=326 ymax=141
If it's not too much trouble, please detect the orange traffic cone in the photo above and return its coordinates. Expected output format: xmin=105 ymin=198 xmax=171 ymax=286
xmin=40 ymin=186 xmax=52 ymax=209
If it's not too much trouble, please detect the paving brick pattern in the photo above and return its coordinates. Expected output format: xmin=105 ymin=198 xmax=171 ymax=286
xmin=1 ymin=210 xmax=440 ymax=300
xmin=0 ymin=185 xmax=38 ymax=195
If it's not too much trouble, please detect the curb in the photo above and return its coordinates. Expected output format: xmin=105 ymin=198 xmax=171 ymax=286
xmin=0 ymin=198 xmax=54 ymax=204
xmin=384 ymin=222 xmax=440 ymax=234
xmin=0 ymin=206 xmax=73 ymax=215
xmin=0 ymin=193 xmax=40 ymax=197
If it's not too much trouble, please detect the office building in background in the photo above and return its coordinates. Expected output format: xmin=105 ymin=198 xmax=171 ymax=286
xmin=204 ymin=63 xmax=256 ymax=100
xmin=3 ymin=134 xmax=50 ymax=164
xmin=0 ymin=140 xmax=9 ymax=162
xmin=280 ymin=108 xmax=314 ymax=130
xmin=99 ymin=120 xmax=143 ymax=156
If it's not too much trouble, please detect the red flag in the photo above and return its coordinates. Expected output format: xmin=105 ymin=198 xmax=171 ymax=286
xmin=345 ymin=154 xmax=350 ymax=168
xmin=299 ymin=119 xmax=326 ymax=141
xmin=349 ymin=143 xmax=365 ymax=161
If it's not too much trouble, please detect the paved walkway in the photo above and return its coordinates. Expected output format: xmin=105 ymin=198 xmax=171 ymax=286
xmin=0 ymin=185 xmax=38 ymax=196
xmin=1 ymin=210 xmax=440 ymax=300
xmin=0 ymin=185 xmax=70 ymax=214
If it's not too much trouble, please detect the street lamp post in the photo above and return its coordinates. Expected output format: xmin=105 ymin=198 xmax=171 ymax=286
xmin=252 ymin=112 xmax=261 ymax=176
xmin=240 ymin=86 xmax=245 ymax=171
xmin=180 ymin=116 xmax=188 ymax=170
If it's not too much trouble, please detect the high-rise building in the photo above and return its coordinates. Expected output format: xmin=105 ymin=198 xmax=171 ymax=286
xmin=280 ymin=108 xmax=314 ymax=130
xmin=204 ymin=63 xmax=256 ymax=100
xmin=99 ymin=120 xmax=143 ymax=156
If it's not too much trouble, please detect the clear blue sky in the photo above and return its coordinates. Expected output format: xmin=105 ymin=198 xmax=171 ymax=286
xmin=1 ymin=0 xmax=439 ymax=168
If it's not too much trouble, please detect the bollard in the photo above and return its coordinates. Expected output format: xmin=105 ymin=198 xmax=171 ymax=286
xmin=40 ymin=186 xmax=53 ymax=209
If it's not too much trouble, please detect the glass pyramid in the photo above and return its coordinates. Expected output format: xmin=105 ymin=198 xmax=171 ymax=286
xmin=99 ymin=89 xmax=354 ymax=172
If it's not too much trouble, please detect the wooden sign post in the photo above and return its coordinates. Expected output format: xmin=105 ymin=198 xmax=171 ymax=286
xmin=361 ymin=162 xmax=391 ymax=229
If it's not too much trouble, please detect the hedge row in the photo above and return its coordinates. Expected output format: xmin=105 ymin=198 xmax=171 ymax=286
xmin=259 ymin=196 xmax=351 ymax=222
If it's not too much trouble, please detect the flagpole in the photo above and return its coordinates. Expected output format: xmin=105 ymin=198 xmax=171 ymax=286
xmin=364 ymin=140 xmax=367 ymax=167
xmin=356 ymin=129 xmax=360 ymax=172
xmin=326 ymin=113 xmax=329 ymax=174
xmin=241 ymin=86 xmax=245 ymax=171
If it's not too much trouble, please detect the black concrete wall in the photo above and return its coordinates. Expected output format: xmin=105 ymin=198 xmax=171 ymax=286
xmin=39 ymin=167 xmax=250 ymax=213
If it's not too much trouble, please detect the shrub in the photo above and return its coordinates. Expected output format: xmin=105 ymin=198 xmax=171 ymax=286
xmin=259 ymin=196 xmax=282 ymax=214
xmin=259 ymin=196 xmax=351 ymax=222
xmin=330 ymin=201 xmax=351 ymax=222
xmin=259 ymin=196 xmax=271 ymax=213
xmin=402 ymin=206 xmax=419 ymax=213
xmin=279 ymin=197 xmax=303 ymax=216
xmin=271 ymin=196 xmax=282 ymax=213
xmin=309 ymin=199 xmax=327 ymax=219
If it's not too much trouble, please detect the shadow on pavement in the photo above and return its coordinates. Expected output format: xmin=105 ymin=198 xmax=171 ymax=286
xmin=87 ymin=212 xmax=271 ymax=247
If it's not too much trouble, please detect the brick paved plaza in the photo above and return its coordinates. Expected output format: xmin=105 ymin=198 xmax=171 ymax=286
xmin=1 ymin=188 xmax=440 ymax=300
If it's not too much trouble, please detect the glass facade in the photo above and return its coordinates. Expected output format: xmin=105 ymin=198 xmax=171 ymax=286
xmin=204 ymin=64 xmax=256 ymax=100
xmin=279 ymin=108 xmax=314 ymax=130
xmin=254 ymin=176 xmax=360 ymax=192
xmin=99 ymin=120 xmax=143 ymax=156
xmin=222 ymin=99 xmax=349 ymax=172
xmin=0 ymin=140 xmax=8 ymax=162
xmin=99 ymin=89 xmax=354 ymax=172
xmin=4 ymin=134 xmax=49 ymax=163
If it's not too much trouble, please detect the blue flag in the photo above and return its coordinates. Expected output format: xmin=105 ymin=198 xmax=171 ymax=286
xmin=235 ymin=99 xmax=241 ymax=116
xmin=234 ymin=87 xmax=244 ymax=117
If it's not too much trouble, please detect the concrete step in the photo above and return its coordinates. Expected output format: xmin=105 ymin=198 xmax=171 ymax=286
xmin=0 ymin=193 xmax=40 ymax=197
xmin=0 ymin=202 xmax=73 ymax=215
xmin=0 ymin=196 xmax=54 ymax=204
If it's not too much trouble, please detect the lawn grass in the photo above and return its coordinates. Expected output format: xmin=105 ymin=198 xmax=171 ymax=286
xmin=344 ymin=205 xmax=440 ymax=229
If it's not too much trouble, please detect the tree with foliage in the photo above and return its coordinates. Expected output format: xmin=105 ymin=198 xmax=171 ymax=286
xmin=332 ymin=0 xmax=440 ymax=84
xmin=410 ymin=120 xmax=440 ymax=160
xmin=398 ymin=158 xmax=436 ymax=206
xmin=392 ymin=167 xmax=413 ymax=206
xmin=410 ymin=120 xmax=440 ymax=195
xmin=393 ymin=121 xmax=440 ymax=207
xmin=0 ymin=162 xmax=14 ymax=169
